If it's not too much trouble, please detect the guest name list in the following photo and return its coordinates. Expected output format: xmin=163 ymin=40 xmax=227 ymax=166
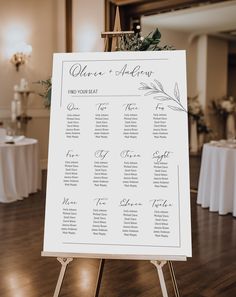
xmin=43 ymin=51 xmax=192 ymax=258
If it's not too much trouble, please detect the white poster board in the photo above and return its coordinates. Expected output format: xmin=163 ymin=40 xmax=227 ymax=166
xmin=42 ymin=51 xmax=191 ymax=259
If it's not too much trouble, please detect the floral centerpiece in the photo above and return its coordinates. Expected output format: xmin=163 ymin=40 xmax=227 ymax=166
xmin=188 ymin=95 xmax=211 ymax=152
xmin=211 ymin=96 xmax=236 ymax=139
xmin=212 ymin=96 xmax=236 ymax=116
xmin=188 ymin=95 xmax=202 ymax=119
xmin=188 ymin=95 xmax=211 ymax=133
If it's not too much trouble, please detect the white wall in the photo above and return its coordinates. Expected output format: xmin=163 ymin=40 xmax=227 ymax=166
xmin=72 ymin=0 xmax=104 ymax=52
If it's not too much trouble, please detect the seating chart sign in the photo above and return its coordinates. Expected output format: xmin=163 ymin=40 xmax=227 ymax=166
xmin=43 ymin=51 xmax=192 ymax=259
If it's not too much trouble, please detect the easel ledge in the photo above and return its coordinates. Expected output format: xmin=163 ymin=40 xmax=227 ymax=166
xmin=41 ymin=251 xmax=187 ymax=261
xmin=101 ymin=31 xmax=134 ymax=37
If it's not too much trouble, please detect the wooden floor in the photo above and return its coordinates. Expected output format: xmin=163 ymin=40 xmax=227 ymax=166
xmin=0 ymin=156 xmax=236 ymax=297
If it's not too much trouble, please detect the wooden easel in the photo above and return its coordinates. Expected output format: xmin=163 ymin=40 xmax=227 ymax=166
xmin=101 ymin=6 xmax=134 ymax=51
xmin=45 ymin=7 xmax=184 ymax=297
xmin=43 ymin=253 xmax=184 ymax=297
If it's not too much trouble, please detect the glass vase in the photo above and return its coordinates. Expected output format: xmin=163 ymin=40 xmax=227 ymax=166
xmin=190 ymin=119 xmax=198 ymax=153
xmin=226 ymin=113 xmax=235 ymax=140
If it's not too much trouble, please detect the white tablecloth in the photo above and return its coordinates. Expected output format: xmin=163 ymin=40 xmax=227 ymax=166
xmin=0 ymin=138 xmax=41 ymax=203
xmin=197 ymin=142 xmax=236 ymax=216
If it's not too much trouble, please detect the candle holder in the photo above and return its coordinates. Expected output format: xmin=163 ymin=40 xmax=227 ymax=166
xmin=16 ymin=114 xmax=32 ymax=124
xmin=12 ymin=90 xmax=34 ymax=135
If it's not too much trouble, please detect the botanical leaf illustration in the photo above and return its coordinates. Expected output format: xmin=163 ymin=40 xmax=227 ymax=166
xmin=168 ymin=105 xmax=184 ymax=111
xmin=144 ymin=90 xmax=161 ymax=96
xmin=174 ymin=83 xmax=180 ymax=102
xmin=139 ymin=80 xmax=187 ymax=113
xmin=150 ymin=82 xmax=157 ymax=90
xmin=140 ymin=82 xmax=149 ymax=88
xmin=154 ymin=96 xmax=170 ymax=101
xmin=154 ymin=79 xmax=164 ymax=92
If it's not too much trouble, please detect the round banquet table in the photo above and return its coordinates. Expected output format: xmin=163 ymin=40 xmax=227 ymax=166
xmin=197 ymin=142 xmax=236 ymax=216
xmin=0 ymin=138 xmax=41 ymax=203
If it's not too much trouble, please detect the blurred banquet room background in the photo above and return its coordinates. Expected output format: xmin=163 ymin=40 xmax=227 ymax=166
xmin=0 ymin=0 xmax=236 ymax=296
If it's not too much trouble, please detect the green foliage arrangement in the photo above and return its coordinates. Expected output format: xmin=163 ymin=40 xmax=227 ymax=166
xmin=35 ymin=78 xmax=51 ymax=108
xmin=119 ymin=28 xmax=173 ymax=51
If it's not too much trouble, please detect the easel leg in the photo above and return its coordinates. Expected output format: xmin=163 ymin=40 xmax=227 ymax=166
xmin=94 ymin=259 xmax=105 ymax=297
xmin=53 ymin=257 xmax=73 ymax=297
xmin=104 ymin=37 xmax=109 ymax=52
xmin=151 ymin=260 xmax=169 ymax=297
xmin=168 ymin=261 xmax=180 ymax=297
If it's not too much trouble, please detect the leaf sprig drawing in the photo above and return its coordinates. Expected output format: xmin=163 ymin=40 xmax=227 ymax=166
xmin=139 ymin=80 xmax=187 ymax=113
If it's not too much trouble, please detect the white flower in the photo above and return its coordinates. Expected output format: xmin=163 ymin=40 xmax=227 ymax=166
xmin=188 ymin=96 xmax=202 ymax=116
xmin=220 ymin=100 xmax=235 ymax=113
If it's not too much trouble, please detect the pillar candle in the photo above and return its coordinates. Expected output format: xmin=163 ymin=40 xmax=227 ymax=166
xmin=16 ymin=100 xmax=22 ymax=116
xmin=13 ymin=92 xmax=18 ymax=100
xmin=11 ymin=100 xmax=17 ymax=121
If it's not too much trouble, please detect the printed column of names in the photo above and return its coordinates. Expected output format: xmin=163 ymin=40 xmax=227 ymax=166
xmin=61 ymin=98 xmax=176 ymax=244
